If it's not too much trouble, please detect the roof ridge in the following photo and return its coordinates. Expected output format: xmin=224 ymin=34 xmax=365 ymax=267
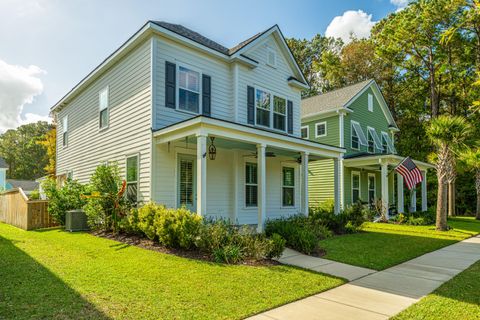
xmin=303 ymin=79 xmax=373 ymax=101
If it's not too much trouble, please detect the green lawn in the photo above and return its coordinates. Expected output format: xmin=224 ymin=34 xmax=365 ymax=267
xmin=393 ymin=260 xmax=480 ymax=320
xmin=320 ymin=217 xmax=480 ymax=270
xmin=0 ymin=223 xmax=344 ymax=320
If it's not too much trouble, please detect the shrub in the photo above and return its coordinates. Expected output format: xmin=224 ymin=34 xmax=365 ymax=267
xmin=137 ymin=202 xmax=160 ymax=240
xmin=29 ymin=189 xmax=40 ymax=200
xmin=213 ymin=245 xmax=244 ymax=264
xmin=154 ymin=207 xmax=202 ymax=249
xmin=84 ymin=163 xmax=130 ymax=232
xmin=42 ymin=178 xmax=88 ymax=225
xmin=310 ymin=202 xmax=370 ymax=234
xmin=266 ymin=233 xmax=286 ymax=259
xmin=118 ymin=208 xmax=141 ymax=234
xmin=265 ymin=216 xmax=320 ymax=254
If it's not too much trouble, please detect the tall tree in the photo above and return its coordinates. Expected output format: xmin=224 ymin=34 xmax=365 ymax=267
xmin=461 ymin=147 xmax=480 ymax=219
xmin=0 ymin=121 xmax=53 ymax=180
xmin=37 ymin=127 xmax=56 ymax=177
xmin=427 ymin=115 xmax=471 ymax=230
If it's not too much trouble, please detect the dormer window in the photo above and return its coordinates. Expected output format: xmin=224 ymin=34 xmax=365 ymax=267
xmin=267 ymin=47 xmax=276 ymax=67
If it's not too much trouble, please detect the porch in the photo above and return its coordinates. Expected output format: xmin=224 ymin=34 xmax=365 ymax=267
xmin=343 ymin=154 xmax=435 ymax=218
xmin=152 ymin=116 xmax=345 ymax=231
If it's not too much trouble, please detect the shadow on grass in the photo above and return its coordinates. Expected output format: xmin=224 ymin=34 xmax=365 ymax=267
xmin=0 ymin=235 xmax=110 ymax=319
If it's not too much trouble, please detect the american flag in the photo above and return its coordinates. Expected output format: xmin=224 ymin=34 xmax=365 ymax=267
xmin=395 ymin=157 xmax=423 ymax=190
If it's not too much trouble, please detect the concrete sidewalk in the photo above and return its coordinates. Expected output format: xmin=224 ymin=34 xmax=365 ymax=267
xmin=249 ymin=235 xmax=480 ymax=320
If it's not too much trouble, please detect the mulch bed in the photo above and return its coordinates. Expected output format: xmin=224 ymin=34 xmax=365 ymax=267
xmin=92 ymin=231 xmax=279 ymax=266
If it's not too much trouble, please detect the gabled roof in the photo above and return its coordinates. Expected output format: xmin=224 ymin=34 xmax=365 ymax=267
xmin=6 ymin=179 xmax=39 ymax=191
xmin=0 ymin=157 xmax=8 ymax=169
xmin=51 ymin=21 xmax=307 ymax=112
xmin=301 ymin=79 xmax=398 ymax=129
xmin=301 ymin=79 xmax=372 ymax=118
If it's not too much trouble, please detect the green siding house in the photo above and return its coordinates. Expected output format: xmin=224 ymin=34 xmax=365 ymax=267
xmin=301 ymin=79 xmax=433 ymax=217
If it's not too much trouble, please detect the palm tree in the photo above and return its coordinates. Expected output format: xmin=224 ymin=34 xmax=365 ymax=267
xmin=426 ymin=115 xmax=471 ymax=231
xmin=462 ymin=148 xmax=480 ymax=220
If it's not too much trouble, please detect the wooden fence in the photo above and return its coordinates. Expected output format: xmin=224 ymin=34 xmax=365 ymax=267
xmin=0 ymin=188 xmax=56 ymax=230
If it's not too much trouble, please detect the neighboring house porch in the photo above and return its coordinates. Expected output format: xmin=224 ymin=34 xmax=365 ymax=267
xmin=152 ymin=116 xmax=344 ymax=231
xmin=343 ymin=154 xmax=434 ymax=217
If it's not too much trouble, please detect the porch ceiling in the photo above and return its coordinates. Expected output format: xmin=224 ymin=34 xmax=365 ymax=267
xmin=343 ymin=154 xmax=434 ymax=170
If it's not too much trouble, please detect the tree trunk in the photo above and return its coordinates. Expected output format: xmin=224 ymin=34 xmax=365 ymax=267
xmin=429 ymin=51 xmax=439 ymax=118
xmin=448 ymin=181 xmax=456 ymax=217
xmin=436 ymin=177 xmax=448 ymax=231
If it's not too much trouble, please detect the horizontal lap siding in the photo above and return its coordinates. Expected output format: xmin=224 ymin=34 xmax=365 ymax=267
xmin=303 ymin=115 xmax=339 ymax=147
xmin=308 ymin=159 xmax=334 ymax=206
xmin=237 ymin=37 xmax=302 ymax=137
xmin=56 ymin=40 xmax=152 ymax=201
xmin=153 ymin=35 xmax=233 ymax=129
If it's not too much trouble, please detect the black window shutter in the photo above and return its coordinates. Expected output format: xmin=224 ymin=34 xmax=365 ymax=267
xmin=165 ymin=61 xmax=176 ymax=109
xmin=202 ymin=75 xmax=211 ymax=116
xmin=287 ymin=100 xmax=293 ymax=134
xmin=247 ymin=86 xmax=255 ymax=124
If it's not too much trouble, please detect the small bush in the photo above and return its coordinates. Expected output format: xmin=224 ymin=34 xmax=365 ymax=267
xmin=310 ymin=202 xmax=370 ymax=234
xmin=390 ymin=208 xmax=435 ymax=226
xmin=266 ymin=233 xmax=286 ymax=259
xmin=265 ymin=216 xmax=320 ymax=254
xmin=118 ymin=208 xmax=141 ymax=234
xmin=29 ymin=189 xmax=40 ymax=200
xmin=154 ymin=207 xmax=202 ymax=249
xmin=42 ymin=178 xmax=88 ymax=225
xmin=137 ymin=202 xmax=160 ymax=240
xmin=213 ymin=245 xmax=244 ymax=264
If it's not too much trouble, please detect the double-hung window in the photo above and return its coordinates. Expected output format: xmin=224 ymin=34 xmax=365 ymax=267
xmin=273 ymin=96 xmax=286 ymax=131
xmin=315 ymin=122 xmax=327 ymax=138
xmin=301 ymin=126 xmax=309 ymax=139
xmin=256 ymin=89 xmax=271 ymax=127
xmin=352 ymin=172 xmax=360 ymax=203
xmin=367 ymin=130 xmax=375 ymax=153
xmin=126 ymin=155 xmax=139 ymax=204
xmin=368 ymin=174 xmax=376 ymax=207
xmin=178 ymin=66 xmax=200 ymax=113
xmin=99 ymin=87 xmax=109 ymax=129
xmin=282 ymin=167 xmax=295 ymax=207
xmin=351 ymin=121 xmax=367 ymax=151
xmin=351 ymin=126 xmax=359 ymax=150
xmin=62 ymin=115 xmax=68 ymax=147
xmin=245 ymin=162 xmax=258 ymax=207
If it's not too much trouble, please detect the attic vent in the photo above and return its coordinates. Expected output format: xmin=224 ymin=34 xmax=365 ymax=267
xmin=267 ymin=47 xmax=276 ymax=67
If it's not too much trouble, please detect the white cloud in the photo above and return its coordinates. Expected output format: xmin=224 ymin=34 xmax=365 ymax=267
xmin=0 ymin=58 xmax=48 ymax=133
xmin=325 ymin=10 xmax=376 ymax=44
xmin=390 ymin=0 xmax=409 ymax=10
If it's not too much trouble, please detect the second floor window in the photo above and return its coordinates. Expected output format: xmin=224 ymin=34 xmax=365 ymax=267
xmin=254 ymin=88 xmax=288 ymax=132
xmin=256 ymin=89 xmax=271 ymax=127
xmin=62 ymin=115 xmax=68 ymax=147
xmin=367 ymin=130 xmax=375 ymax=153
xmin=273 ymin=96 xmax=286 ymax=131
xmin=351 ymin=126 xmax=359 ymax=150
xmin=315 ymin=122 xmax=327 ymax=138
xmin=301 ymin=126 xmax=309 ymax=139
xmin=178 ymin=66 xmax=200 ymax=113
xmin=99 ymin=87 xmax=109 ymax=129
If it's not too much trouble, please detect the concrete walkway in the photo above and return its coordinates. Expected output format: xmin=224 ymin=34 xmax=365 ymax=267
xmin=249 ymin=235 xmax=480 ymax=320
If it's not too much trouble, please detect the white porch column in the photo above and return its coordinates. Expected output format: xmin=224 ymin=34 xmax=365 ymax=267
xmin=421 ymin=170 xmax=428 ymax=212
xmin=397 ymin=173 xmax=404 ymax=214
xmin=301 ymin=152 xmax=309 ymax=216
xmin=257 ymin=144 xmax=267 ymax=232
xmin=410 ymin=189 xmax=417 ymax=213
xmin=381 ymin=162 xmax=389 ymax=219
xmin=333 ymin=157 xmax=341 ymax=215
xmin=196 ymin=134 xmax=207 ymax=216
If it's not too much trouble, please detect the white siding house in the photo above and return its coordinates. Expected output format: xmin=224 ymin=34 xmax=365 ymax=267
xmin=52 ymin=21 xmax=345 ymax=230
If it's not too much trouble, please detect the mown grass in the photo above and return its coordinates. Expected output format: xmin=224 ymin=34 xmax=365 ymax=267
xmin=0 ymin=223 xmax=344 ymax=320
xmin=319 ymin=216 xmax=480 ymax=270
xmin=393 ymin=259 xmax=480 ymax=320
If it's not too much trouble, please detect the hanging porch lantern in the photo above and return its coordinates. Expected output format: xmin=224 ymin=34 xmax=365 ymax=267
xmin=209 ymin=137 xmax=217 ymax=160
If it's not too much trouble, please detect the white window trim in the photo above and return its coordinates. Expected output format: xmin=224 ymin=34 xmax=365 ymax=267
xmin=176 ymin=63 xmax=203 ymax=115
xmin=368 ymin=93 xmax=373 ymax=112
xmin=125 ymin=153 xmax=140 ymax=203
xmin=351 ymin=171 xmax=361 ymax=203
xmin=244 ymin=161 xmax=258 ymax=208
xmin=368 ymin=173 xmax=376 ymax=203
xmin=98 ymin=86 xmax=109 ymax=131
xmin=351 ymin=121 xmax=360 ymax=150
xmin=266 ymin=47 xmax=277 ymax=68
xmin=315 ymin=122 xmax=327 ymax=138
xmin=367 ymin=126 xmax=375 ymax=154
xmin=253 ymin=86 xmax=287 ymax=133
xmin=62 ymin=115 xmax=68 ymax=148
xmin=301 ymin=125 xmax=309 ymax=139
xmin=281 ymin=165 xmax=296 ymax=208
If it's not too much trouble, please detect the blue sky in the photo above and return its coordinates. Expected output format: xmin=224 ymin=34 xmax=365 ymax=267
xmin=0 ymin=0 xmax=406 ymax=132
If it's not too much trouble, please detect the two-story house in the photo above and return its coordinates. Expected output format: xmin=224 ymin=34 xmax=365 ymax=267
xmin=51 ymin=21 xmax=345 ymax=231
xmin=301 ymin=79 xmax=434 ymax=217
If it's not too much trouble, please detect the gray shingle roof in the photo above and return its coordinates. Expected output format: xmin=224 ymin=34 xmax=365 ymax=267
xmin=6 ymin=179 xmax=39 ymax=191
xmin=0 ymin=157 xmax=8 ymax=169
xmin=301 ymin=79 xmax=373 ymax=118
xmin=151 ymin=21 xmax=266 ymax=56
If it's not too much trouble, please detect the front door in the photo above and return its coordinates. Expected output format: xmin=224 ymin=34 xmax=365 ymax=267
xmin=178 ymin=155 xmax=196 ymax=212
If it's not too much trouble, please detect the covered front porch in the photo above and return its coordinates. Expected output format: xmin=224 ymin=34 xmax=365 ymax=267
xmin=343 ymin=154 xmax=435 ymax=218
xmin=152 ymin=116 xmax=344 ymax=231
